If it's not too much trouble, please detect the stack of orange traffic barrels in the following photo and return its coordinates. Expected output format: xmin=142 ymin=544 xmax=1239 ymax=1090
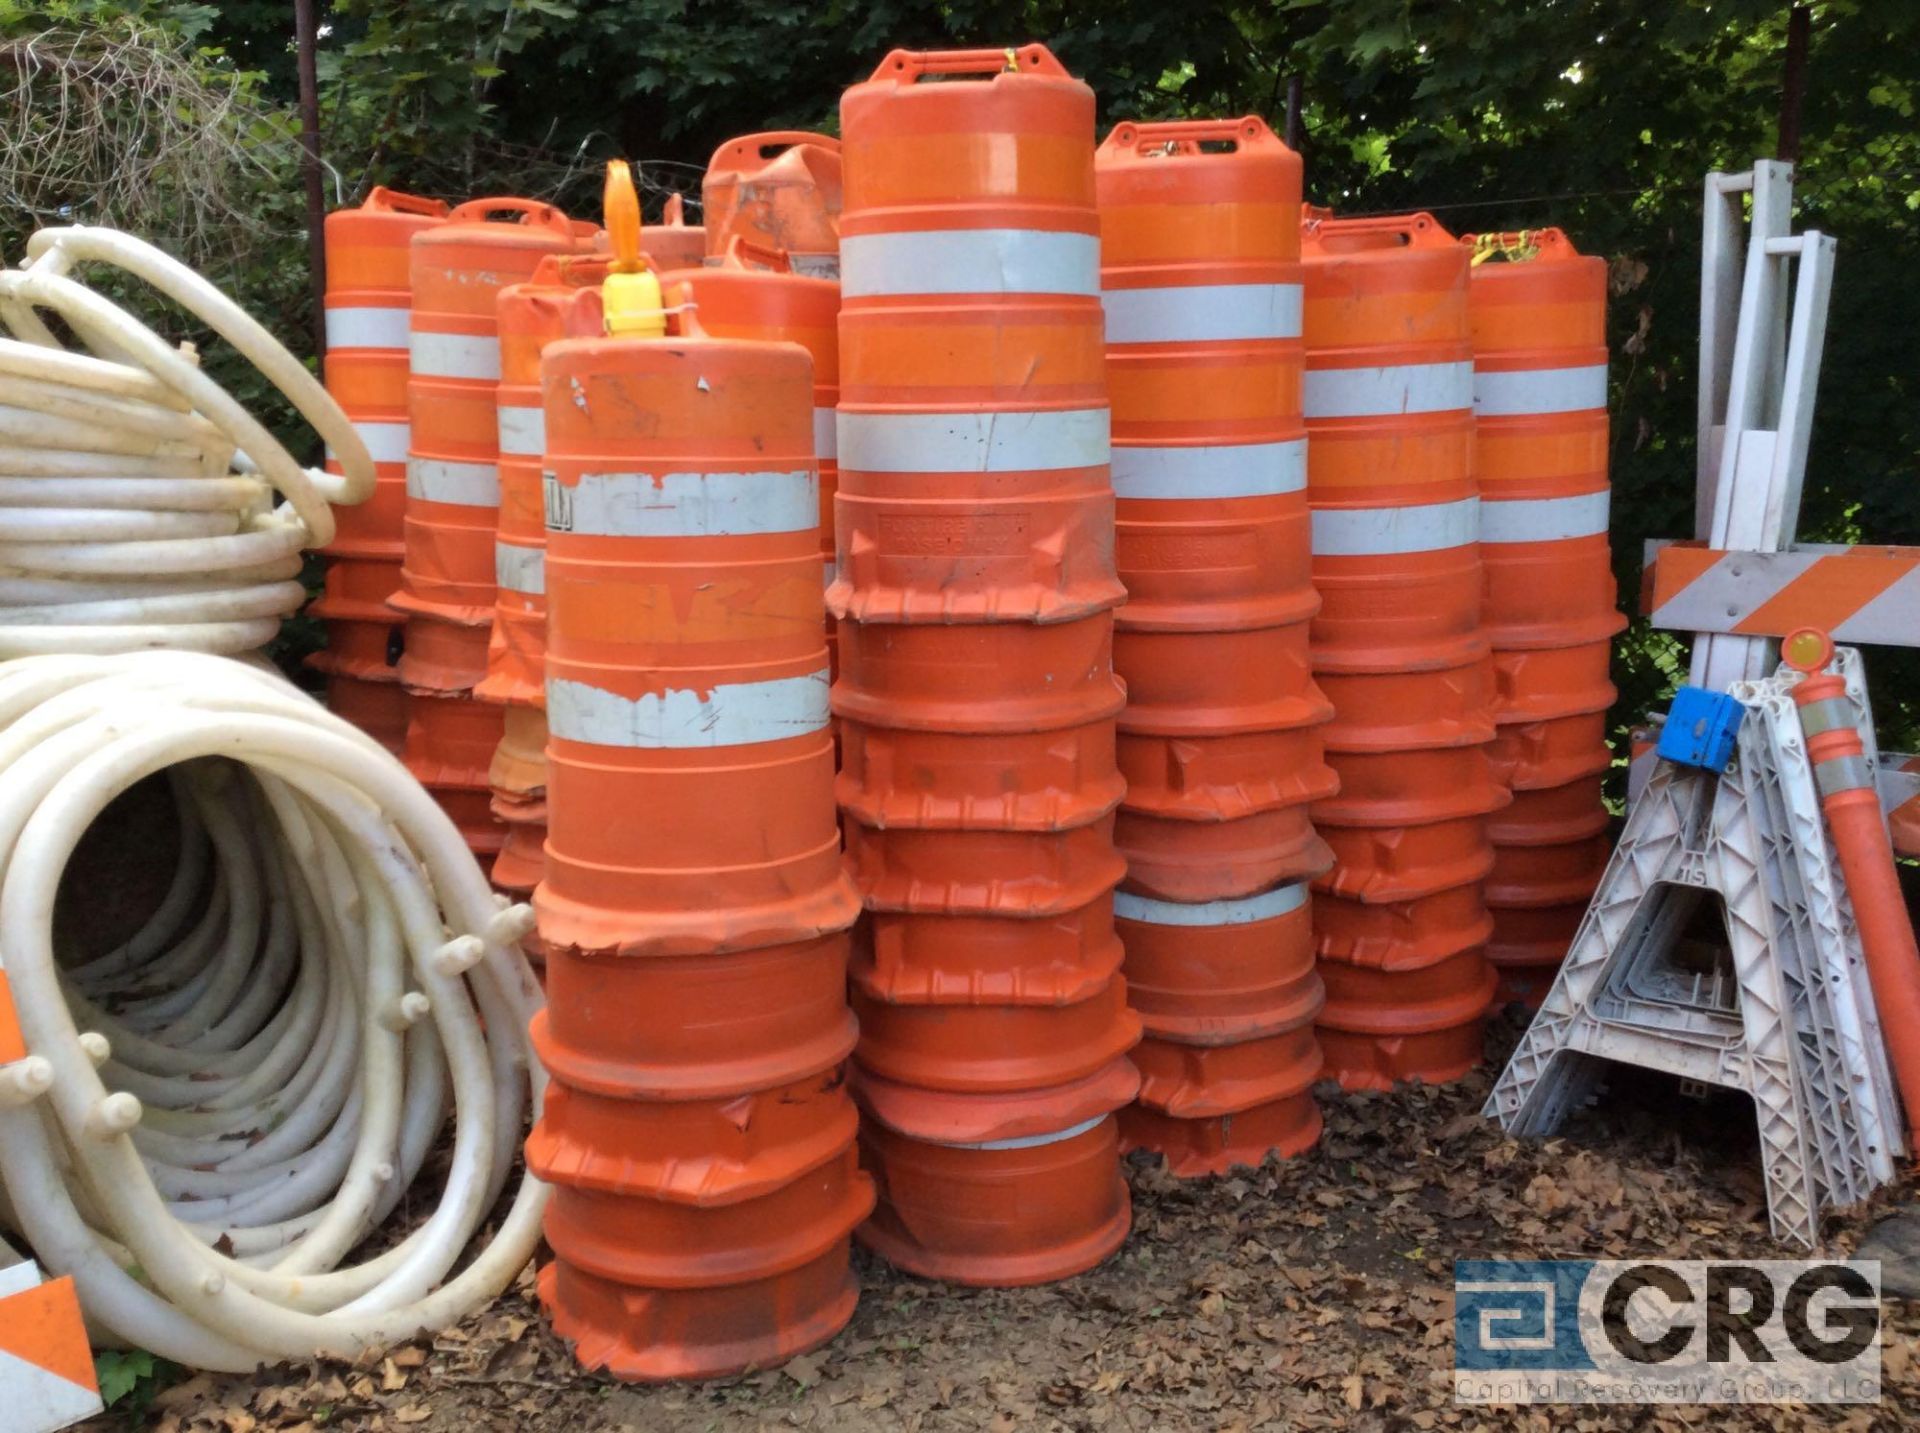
xmin=702 ymin=132 xmax=844 ymax=275
xmin=310 ymin=188 xmax=447 ymax=751
xmin=476 ymin=254 xmax=611 ymax=895
xmin=832 ymin=46 xmax=1141 ymax=1285
xmin=526 ymin=275 xmax=868 ymax=1379
xmin=1464 ymin=230 xmax=1622 ymax=1004
xmin=398 ymin=199 xmax=586 ymax=868
xmin=1095 ymin=118 xmax=1335 ymax=1176
xmin=669 ymin=242 xmax=842 ymax=677
xmin=1300 ymin=211 xmax=1502 ymax=1090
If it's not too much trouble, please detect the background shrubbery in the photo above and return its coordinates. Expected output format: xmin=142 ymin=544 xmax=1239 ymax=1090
xmin=3 ymin=0 xmax=1916 ymax=769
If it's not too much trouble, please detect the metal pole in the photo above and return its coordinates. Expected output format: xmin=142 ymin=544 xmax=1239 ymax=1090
xmin=295 ymin=0 xmax=327 ymax=364
xmin=1777 ymin=4 xmax=1810 ymax=163
xmin=1284 ymin=75 xmax=1304 ymax=155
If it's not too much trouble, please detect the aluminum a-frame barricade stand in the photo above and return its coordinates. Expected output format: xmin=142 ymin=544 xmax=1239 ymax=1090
xmin=1485 ymin=658 xmax=1900 ymax=1249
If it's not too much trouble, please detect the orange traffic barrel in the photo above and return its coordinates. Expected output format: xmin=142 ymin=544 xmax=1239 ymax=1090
xmin=397 ymin=198 xmax=584 ymax=684
xmin=1485 ymin=830 xmax=1611 ymax=908
xmin=1115 ymin=882 xmax=1321 ymax=1042
xmin=1492 ymin=638 xmax=1616 ymax=720
xmin=665 ymin=246 xmax=841 ymax=673
xmin=1488 ymin=711 xmax=1613 ymax=792
xmin=1315 ymin=945 xmax=1497 ymax=1090
xmin=1114 ymin=882 xmax=1326 ymax=1174
xmin=537 ymin=1164 xmax=868 ymax=1383
xmin=1301 ymin=211 xmax=1480 ymax=675
xmin=1314 ymin=884 xmax=1496 ymax=970
xmin=1122 ymin=1026 xmax=1324 ymax=1175
xmin=478 ymin=254 xmax=614 ymax=708
xmin=1316 ymin=816 xmax=1498 ymax=903
xmin=853 ymin=1062 xmax=1138 ymax=1287
xmin=642 ymin=191 xmax=706 ymax=272
xmin=1492 ymin=774 xmax=1612 ymax=845
xmin=306 ymin=554 xmax=403 ymax=681
xmin=1464 ymin=229 xmax=1624 ymax=652
xmin=402 ymin=687 xmax=506 ymax=860
xmin=832 ymin=45 xmax=1122 ymax=625
xmin=703 ymin=132 xmax=843 ymax=274
xmin=321 ymin=187 xmax=448 ymax=561
xmin=319 ymin=671 xmax=408 ymax=753
xmin=1488 ymin=901 xmax=1586 ymax=1005
xmin=535 ymin=317 xmax=860 ymax=958
xmin=1316 ymin=657 xmax=1495 ymax=752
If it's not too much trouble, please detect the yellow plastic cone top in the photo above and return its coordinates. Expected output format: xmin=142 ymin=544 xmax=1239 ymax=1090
xmin=601 ymin=160 xmax=665 ymax=338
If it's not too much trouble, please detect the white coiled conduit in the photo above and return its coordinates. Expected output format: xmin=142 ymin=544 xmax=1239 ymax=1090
xmin=0 ymin=226 xmax=373 ymax=656
xmin=0 ymin=652 xmax=547 ymax=1371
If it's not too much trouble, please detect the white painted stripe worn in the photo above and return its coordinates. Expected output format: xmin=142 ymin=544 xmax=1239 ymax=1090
xmin=547 ymin=670 xmax=830 ymax=748
xmin=409 ymin=331 xmax=501 ymax=382
xmin=325 ymin=305 xmax=409 ymax=351
xmin=1478 ymin=490 xmax=1610 ymax=544
xmin=841 ymin=229 xmax=1100 ymax=298
xmin=1110 ymin=438 xmax=1306 ymax=500
xmin=497 ymin=405 xmax=546 ymax=457
xmin=546 ymin=469 xmax=817 ymax=538
xmin=838 ymin=408 xmax=1109 ymax=473
xmin=931 ymin=1115 xmax=1108 ymax=1152
xmin=1301 ymin=360 xmax=1474 ymax=419
xmin=1311 ymin=497 xmax=1479 ymax=556
xmin=1102 ymin=283 xmax=1303 ymax=345
xmin=1114 ymin=882 xmax=1308 ymax=927
xmin=327 ymin=420 xmax=409 ymax=465
xmin=813 ymin=406 xmax=837 ymax=461
xmin=495 ymin=543 xmax=545 ymax=595
xmin=1473 ymin=363 xmax=1608 ymax=417
xmin=407 ymin=458 xmax=499 ymax=507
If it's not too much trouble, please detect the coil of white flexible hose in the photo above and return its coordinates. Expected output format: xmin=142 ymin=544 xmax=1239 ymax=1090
xmin=0 ymin=226 xmax=373 ymax=656
xmin=0 ymin=651 xmax=547 ymax=1372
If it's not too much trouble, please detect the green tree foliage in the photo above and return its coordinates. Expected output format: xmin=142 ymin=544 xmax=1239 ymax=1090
xmin=2 ymin=1 xmax=1915 ymax=745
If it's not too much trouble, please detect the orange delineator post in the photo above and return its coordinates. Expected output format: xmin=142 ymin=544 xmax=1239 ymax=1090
xmin=1094 ymin=116 xmax=1333 ymax=1175
xmin=1301 ymin=211 xmax=1502 ymax=1089
xmin=833 ymin=45 xmax=1141 ymax=1285
xmin=1783 ymin=628 xmax=1920 ymax=1145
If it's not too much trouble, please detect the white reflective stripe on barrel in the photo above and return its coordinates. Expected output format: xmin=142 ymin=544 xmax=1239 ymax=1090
xmin=1110 ymin=438 xmax=1306 ymax=501
xmin=838 ymin=408 xmax=1109 ymax=474
xmin=544 ymin=469 xmax=817 ymax=538
xmin=1311 ymin=497 xmax=1479 ymax=556
xmin=497 ymin=405 xmax=545 ymax=458
xmin=325 ymin=305 xmax=410 ymax=350
xmin=1478 ymin=490 xmax=1610 ymax=544
xmin=1301 ymin=360 xmax=1474 ymax=419
xmin=841 ymin=229 xmax=1100 ymax=298
xmin=1114 ymin=882 xmax=1308 ymax=927
xmin=928 ymin=1115 xmax=1108 ymax=1151
xmin=547 ymin=670 xmax=830 ymax=748
xmin=407 ymin=458 xmax=499 ymax=506
xmin=327 ymin=420 xmax=409 ymax=466
xmin=813 ymin=407 xmax=837 ymax=462
xmin=495 ymin=543 xmax=545 ymax=595
xmin=1102 ymin=282 xmax=1303 ymax=345
xmin=408 ymin=331 xmax=501 ymax=382
xmin=1473 ymin=363 xmax=1608 ymax=417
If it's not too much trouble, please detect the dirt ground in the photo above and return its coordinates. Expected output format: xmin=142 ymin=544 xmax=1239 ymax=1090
xmin=98 ymin=1016 xmax=1920 ymax=1432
